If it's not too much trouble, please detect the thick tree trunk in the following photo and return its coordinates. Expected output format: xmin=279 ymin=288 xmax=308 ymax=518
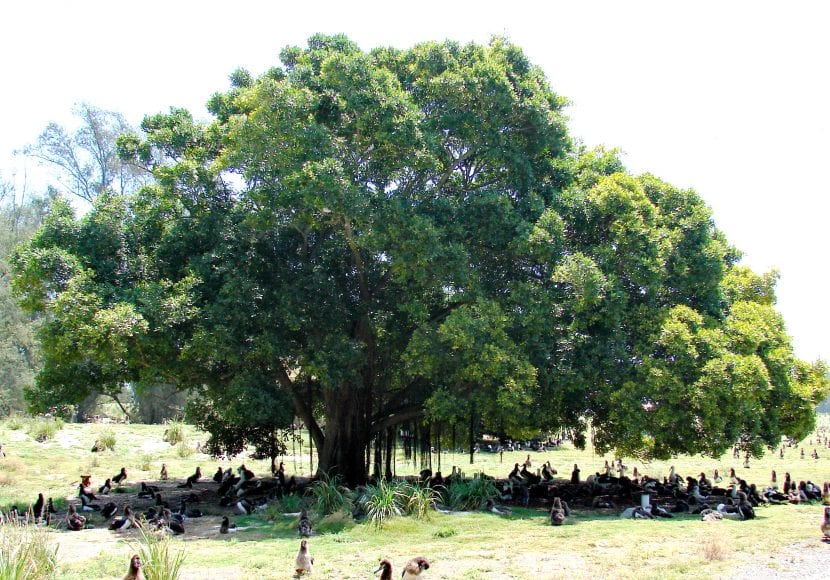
xmin=316 ymin=385 xmax=370 ymax=485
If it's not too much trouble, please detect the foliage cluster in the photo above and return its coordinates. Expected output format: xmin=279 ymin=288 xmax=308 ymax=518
xmin=0 ymin=183 xmax=49 ymax=418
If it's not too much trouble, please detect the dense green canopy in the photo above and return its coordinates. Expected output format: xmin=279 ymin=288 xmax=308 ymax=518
xmin=12 ymin=35 xmax=827 ymax=484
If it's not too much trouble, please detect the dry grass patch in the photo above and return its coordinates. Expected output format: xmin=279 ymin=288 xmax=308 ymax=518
xmin=703 ymin=536 xmax=725 ymax=561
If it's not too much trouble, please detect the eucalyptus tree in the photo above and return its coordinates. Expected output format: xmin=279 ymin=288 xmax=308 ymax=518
xmin=0 ymin=179 xmax=50 ymax=415
xmin=23 ymin=102 xmax=149 ymax=202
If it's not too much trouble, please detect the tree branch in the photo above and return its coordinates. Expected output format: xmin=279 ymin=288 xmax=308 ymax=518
xmin=108 ymin=394 xmax=132 ymax=423
xmin=277 ymin=367 xmax=325 ymax=451
xmin=370 ymin=404 xmax=426 ymax=436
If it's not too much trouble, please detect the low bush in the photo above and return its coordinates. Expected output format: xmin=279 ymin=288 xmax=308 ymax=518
xmin=315 ymin=510 xmax=356 ymax=534
xmin=277 ymin=493 xmax=303 ymax=514
xmin=175 ymin=442 xmax=194 ymax=458
xmin=4 ymin=415 xmax=25 ymax=430
xmin=396 ymin=481 xmax=438 ymax=519
xmin=139 ymin=454 xmax=153 ymax=472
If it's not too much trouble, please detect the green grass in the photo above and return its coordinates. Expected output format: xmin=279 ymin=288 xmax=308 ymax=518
xmin=0 ymin=416 xmax=828 ymax=579
xmin=0 ymin=518 xmax=58 ymax=579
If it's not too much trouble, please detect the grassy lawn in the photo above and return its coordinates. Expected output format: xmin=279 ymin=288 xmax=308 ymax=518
xmin=1 ymin=415 xmax=828 ymax=579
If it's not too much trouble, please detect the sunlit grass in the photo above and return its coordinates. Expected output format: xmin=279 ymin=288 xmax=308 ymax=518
xmin=0 ymin=416 xmax=827 ymax=578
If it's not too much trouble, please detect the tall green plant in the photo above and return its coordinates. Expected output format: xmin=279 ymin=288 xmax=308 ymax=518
xmin=310 ymin=473 xmax=351 ymax=515
xmin=443 ymin=477 xmax=498 ymax=511
xmin=361 ymin=479 xmax=401 ymax=529
xmin=163 ymin=422 xmax=185 ymax=445
xmin=0 ymin=518 xmax=58 ymax=579
xmin=396 ymin=481 xmax=438 ymax=519
xmin=96 ymin=428 xmax=117 ymax=451
xmin=129 ymin=523 xmax=186 ymax=580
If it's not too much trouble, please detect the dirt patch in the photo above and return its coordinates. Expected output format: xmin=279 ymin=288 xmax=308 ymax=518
xmin=733 ymin=540 xmax=830 ymax=580
xmin=55 ymin=430 xmax=81 ymax=449
xmin=52 ymin=526 xmax=127 ymax=562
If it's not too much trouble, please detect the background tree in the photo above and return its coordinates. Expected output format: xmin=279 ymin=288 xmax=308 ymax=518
xmin=0 ymin=177 xmax=49 ymax=416
xmin=22 ymin=102 xmax=149 ymax=202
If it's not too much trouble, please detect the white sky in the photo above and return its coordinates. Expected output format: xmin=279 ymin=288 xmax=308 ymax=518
xmin=1 ymin=1 xmax=827 ymax=361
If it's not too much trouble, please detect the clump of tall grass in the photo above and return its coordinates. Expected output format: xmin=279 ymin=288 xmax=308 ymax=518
xmin=175 ymin=442 xmax=194 ymax=458
xmin=4 ymin=414 xmax=25 ymax=430
xmin=139 ymin=454 xmax=153 ymax=472
xmin=443 ymin=476 xmax=498 ymax=510
xmin=0 ymin=517 xmax=58 ymax=579
xmin=129 ymin=523 xmax=186 ymax=580
xmin=262 ymin=493 xmax=304 ymax=522
xmin=311 ymin=473 xmax=352 ymax=515
xmin=85 ymin=454 xmax=101 ymax=470
xmin=355 ymin=480 xmax=438 ymax=528
xmin=395 ymin=481 xmax=438 ymax=519
xmin=361 ymin=479 xmax=402 ymax=529
xmin=703 ymin=536 xmax=725 ymax=561
xmin=163 ymin=422 xmax=186 ymax=446
xmin=276 ymin=493 xmax=303 ymax=513
xmin=315 ymin=510 xmax=356 ymax=534
xmin=26 ymin=417 xmax=64 ymax=442
xmin=96 ymin=428 xmax=117 ymax=451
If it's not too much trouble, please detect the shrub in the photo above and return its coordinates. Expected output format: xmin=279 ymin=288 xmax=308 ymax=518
xmin=96 ymin=428 xmax=117 ymax=451
xmin=703 ymin=536 xmax=725 ymax=561
xmin=0 ymin=518 xmax=58 ymax=579
xmin=315 ymin=510 xmax=355 ymax=534
xmin=130 ymin=523 xmax=186 ymax=580
xmin=311 ymin=473 xmax=352 ymax=515
xmin=261 ymin=494 xmax=304 ymax=522
xmin=86 ymin=455 xmax=100 ymax=470
xmin=163 ymin=422 xmax=186 ymax=446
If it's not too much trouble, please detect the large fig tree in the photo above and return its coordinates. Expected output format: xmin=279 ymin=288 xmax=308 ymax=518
xmin=13 ymin=35 xmax=826 ymax=484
